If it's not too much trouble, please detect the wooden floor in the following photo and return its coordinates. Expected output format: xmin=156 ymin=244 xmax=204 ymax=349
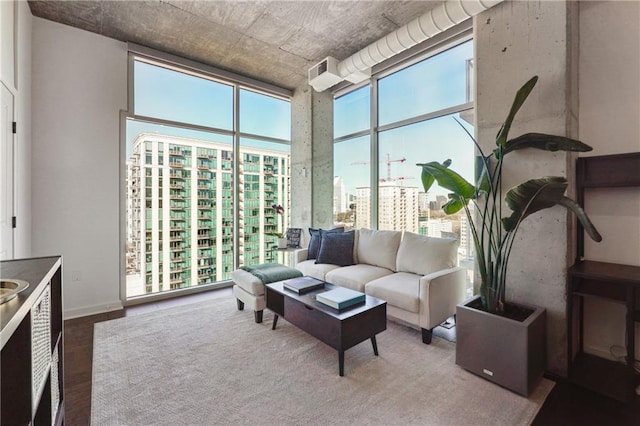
xmin=64 ymin=287 xmax=639 ymax=426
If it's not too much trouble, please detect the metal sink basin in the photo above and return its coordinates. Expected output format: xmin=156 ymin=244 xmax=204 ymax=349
xmin=0 ymin=279 xmax=29 ymax=304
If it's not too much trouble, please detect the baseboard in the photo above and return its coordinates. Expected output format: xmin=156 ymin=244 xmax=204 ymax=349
xmin=542 ymin=371 xmax=564 ymax=382
xmin=64 ymin=300 xmax=124 ymax=320
xmin=584 ymin=344 xmax=617 ymax=362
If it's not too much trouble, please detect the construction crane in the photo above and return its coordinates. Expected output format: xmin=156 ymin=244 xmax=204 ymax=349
xmin=379 ymin=176 xmax=414 ymax=184
xmin=351 ymin=153 xmax=413 ymax=183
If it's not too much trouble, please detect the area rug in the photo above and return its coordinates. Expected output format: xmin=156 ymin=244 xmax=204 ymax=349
xmin=91 ymin=296 xmax=554 ymax=425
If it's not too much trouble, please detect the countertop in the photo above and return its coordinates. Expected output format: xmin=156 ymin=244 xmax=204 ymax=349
xmin=0 ymin=256 xmax=62 ymax=349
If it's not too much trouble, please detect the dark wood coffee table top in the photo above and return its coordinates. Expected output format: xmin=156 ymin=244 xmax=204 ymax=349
xmin=266 ymin=279 xmax=387 ymax=376
xmin=266 ymin=280 xmax=386 ymax=318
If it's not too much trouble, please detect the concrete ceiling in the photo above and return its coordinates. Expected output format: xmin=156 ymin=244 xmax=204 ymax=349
xmin=28 ymin=1 xmax=443 ymax=90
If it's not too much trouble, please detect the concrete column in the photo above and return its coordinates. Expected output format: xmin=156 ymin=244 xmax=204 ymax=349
xmin=311 ymin=90 xmax=334 ymax=229
xmin=291 ymin=86 xmax=313 ymax=241
xmin=291 ymin=85 xmax=334 ymax=246
xmin=475 ymin=0 xmax=578 ymax=377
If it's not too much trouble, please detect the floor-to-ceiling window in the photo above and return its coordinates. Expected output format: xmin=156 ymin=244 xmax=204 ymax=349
xmin=333 ymin=36 xmax=475 ymax=294
xmin=125 ymin=52 xmax=291 ymax=300
xmin=333 ymin=86 xmax=371 ymax=229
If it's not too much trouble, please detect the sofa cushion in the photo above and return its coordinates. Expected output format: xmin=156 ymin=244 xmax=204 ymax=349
xmin=365 ymin=272 xmax=421 ymax=313
xmin=396 ymin=232 xmax=459 ymax=276
xmin=308 ymin=227 xmax=344 ymax=260
xmin=325 ymin=264 xmax=393 ymax=292
xmin=316 ymin=230 xmax=355 ymax=266
xmin=295 ymin=260 xmax=341 ymax=281
xmin=356 ymin=228 xmax=402 ymax=271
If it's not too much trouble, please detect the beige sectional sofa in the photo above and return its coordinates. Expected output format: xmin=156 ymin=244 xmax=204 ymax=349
xmin=294 ymin=228 xmax=467 ymax=344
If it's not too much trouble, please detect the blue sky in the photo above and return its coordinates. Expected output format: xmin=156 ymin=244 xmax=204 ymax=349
xmin=127 ymin=60 xmax=291 ymax=156
xmin=127 ymin=40 xmax=475 ymax=202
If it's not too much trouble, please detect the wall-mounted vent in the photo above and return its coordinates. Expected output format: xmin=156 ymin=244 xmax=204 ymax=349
xmin=308 ymin=57 xmax=342 ymax=92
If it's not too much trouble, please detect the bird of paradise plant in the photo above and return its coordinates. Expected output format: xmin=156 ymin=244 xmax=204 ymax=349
xmin=417 ymin=76 xmax=602 ymax=314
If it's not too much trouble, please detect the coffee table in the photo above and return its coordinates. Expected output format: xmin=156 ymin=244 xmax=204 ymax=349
xmin=265 ymin=280 xmax=386 ymax=376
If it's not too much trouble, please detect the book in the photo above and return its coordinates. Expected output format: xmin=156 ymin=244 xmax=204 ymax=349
xmin=315 ymin=287 xmax=366 ymax=310
xmin=282 ymin=276 xmax=325 ymax=294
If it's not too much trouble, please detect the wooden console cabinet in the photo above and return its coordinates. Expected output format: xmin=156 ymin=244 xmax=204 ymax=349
xmin=567 ymin=153 xmax=640 ymax=402
xmin=1 ymin=256 xmax=64 ymax=425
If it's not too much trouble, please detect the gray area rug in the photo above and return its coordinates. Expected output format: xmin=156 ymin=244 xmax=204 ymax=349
xmin=92 ymin=296 xmax=554 ymax=425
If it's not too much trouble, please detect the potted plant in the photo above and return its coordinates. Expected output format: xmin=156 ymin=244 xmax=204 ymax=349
xmin=417 ymin=76 xmax=602 ymax=395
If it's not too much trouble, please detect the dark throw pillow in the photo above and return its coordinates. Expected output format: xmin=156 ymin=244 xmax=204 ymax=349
xmin=316 ymin=230 xmax=355 ymax=266
xmin=307 ymin=227 xmax=344 ymax=260
xmin=307 ymin=228 xmax=322 ymax=260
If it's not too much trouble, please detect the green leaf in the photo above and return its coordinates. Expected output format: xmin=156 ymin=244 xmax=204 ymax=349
xmin=502 ymin=177 xmax=568 ymax=232
xmin=442 ymin=194 xmax=465 ymax=214
xmin=419 ymin=166 xmax=435 ymax=192
xmin=418 ymin=159 xmax=452 ymax=193
xmin=558 ymin=197 xmax=603 ymax=242
xmin=503 ymin=133 xmax=593 ymax=155
xmin=420 ymin=162 xmax=476 ymax=199
xmin=496 ymin=76 xmax=538 ymax=146
xmin=476 ymin=155 xmax=492 ymax=194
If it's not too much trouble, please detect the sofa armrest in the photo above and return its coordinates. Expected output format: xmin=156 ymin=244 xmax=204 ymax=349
xmin=418 ymin=266 xmax=467 ymax=330
xmin=293 ymin=248 xmax=309 ymax=265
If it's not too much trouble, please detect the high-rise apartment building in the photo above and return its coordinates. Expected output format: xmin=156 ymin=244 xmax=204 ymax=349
xmin=378 ymin=183 xmax=419 ymax=232
xmin=459 ymin=205 xmax=474 ymax=259
xmin=355 ymin=187 xmax=372 ymax=229
xmin=355 ymin=184 xmax=420 ymax=232
xmin=333 ymin=176 xmax=347 ymax=214
xmin=126 ymin=134 xmax=289 ymax=297
xmin=426 ymin=219 xmax=453 ymax=237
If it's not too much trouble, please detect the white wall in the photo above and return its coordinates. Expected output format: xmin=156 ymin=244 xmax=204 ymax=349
xmin=32 ymin=17 xmax=127 ymax=318
xmin=1 ymin=1 xmax=16 ymax=88
xmin=1 ymin=0 xmax=32 ymax=258
xmin=15 ymin=0 xmax=32 ymax=258
xmin=578 ymin=0 xmax=640 ymax=360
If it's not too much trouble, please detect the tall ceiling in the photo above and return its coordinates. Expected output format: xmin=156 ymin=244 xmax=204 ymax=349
xmin=28 ymin=1 xmax=443 ymax=90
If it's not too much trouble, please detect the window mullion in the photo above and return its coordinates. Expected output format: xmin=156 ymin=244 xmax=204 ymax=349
xmin=233 ymin=85 xmax=241 ymax=271
xmin=377 ymin=102 xmax=474 ymax=134
xmin=129 ymin=113 xmax=236 ymax=138
xmin=371 ymin=79 xmax=379 ymax=230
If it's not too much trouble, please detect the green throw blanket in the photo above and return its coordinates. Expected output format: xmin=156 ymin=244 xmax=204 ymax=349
xmin=240 ymin=263 xmax=302 ymax=284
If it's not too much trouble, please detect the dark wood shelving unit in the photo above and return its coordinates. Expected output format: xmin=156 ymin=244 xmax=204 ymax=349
xmin=0 ymin=257 xmax=64 ymax=425
xmin=567 ymin=152 xmax=640 ymax=403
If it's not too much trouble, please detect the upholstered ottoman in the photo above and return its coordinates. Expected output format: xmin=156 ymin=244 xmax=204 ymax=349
xmin=232 ymin=263 xmax=302 ymax=323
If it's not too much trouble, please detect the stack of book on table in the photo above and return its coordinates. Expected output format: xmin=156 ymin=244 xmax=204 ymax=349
xmin=283 ymin=276 xmax=325 ymax=294
xmin=316 ymin=287 xmax=365 ymax=310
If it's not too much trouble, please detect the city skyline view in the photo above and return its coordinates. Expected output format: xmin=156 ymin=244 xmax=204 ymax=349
xmin=126 ymin=132 xmax=291 ymax=297
xmin=125 ymin=39 xmax=477 ymax=298
xmin=333 ymin=40 xmax=475 ymax=200
xmin=125 ymin=57 xmax=293 ymax=298
xmin=332 ymin=39 xmax=476 ymax=294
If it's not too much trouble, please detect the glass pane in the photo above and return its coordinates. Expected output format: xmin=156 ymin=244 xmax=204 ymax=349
xmin=125 ymin=118 xmax=234 ymax=298
xmin=134 ymin=60 xmax=233 ymax=130
xmin=378 ymin=40 xmax=473 ymax=126
xmin=333 ymin=135 xmax=371 ymax=230
xmin=334 ymin=85 xmax=370 ymax=138
xmin=378 ymin=111 xmax=475 ymax=294
xmin=240 ymin=89 xmax=291 ymax=140
xmin=239 ymin=137 xmax=291 ymax=266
